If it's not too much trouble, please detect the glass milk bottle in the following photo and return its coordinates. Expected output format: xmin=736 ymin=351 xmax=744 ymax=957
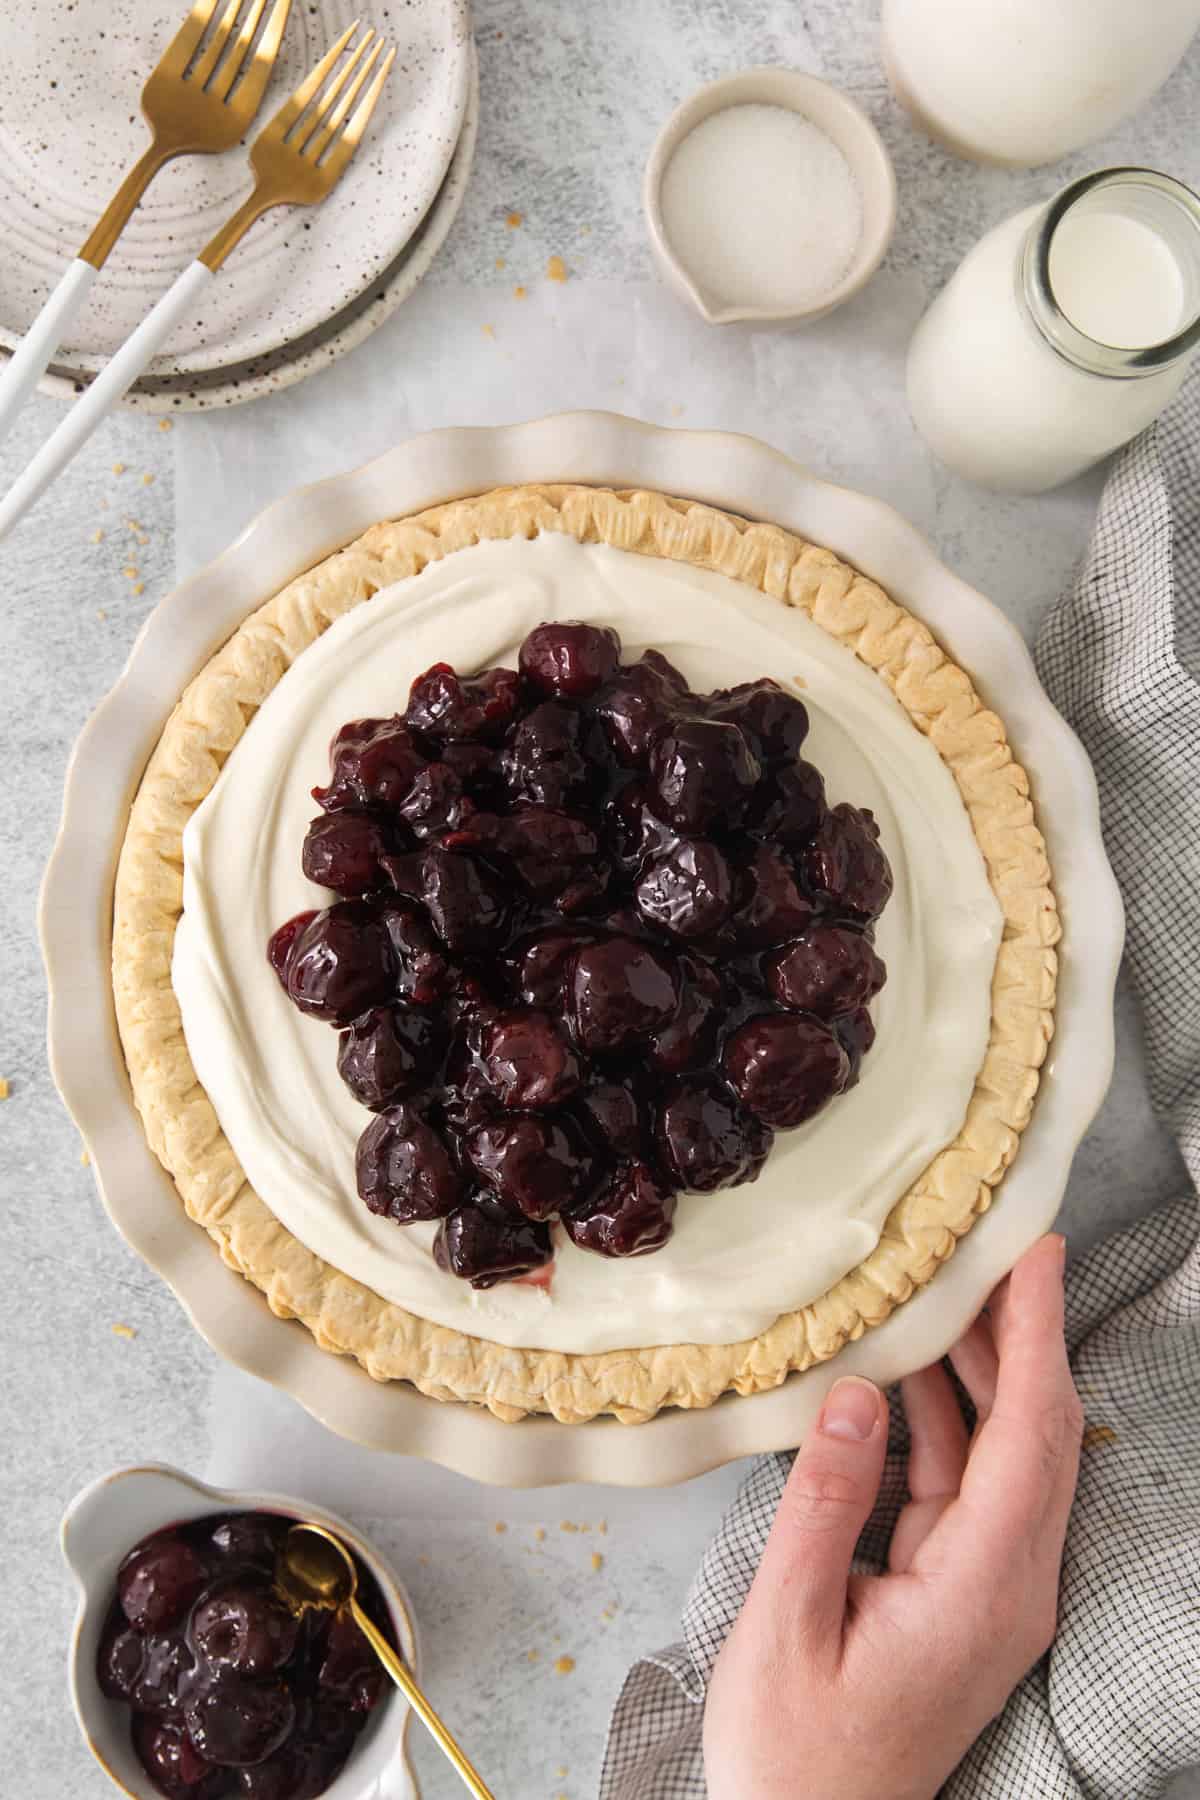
xmin=882 ymin=0 xmax=1200 ymax=168
xmin=906 ymin=169 xmax=1200 ymax=494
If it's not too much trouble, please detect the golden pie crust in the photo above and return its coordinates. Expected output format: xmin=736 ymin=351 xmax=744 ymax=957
xmin=112 ymin=485 xmax=1058 ymax=1423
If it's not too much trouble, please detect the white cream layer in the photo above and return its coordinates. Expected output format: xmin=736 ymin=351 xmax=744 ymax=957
xmin=173 ymin=534 xmax=1002 ymax=1352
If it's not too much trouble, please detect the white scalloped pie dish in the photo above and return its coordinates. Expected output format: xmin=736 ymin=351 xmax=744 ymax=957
xmin=40 ymin=412 xmax=1123 ymax=1486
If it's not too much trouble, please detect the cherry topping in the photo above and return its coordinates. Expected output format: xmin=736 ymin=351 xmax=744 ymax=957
xmin=768 ymin=926 xmax=887 ymax=1018
xmin=595 ymin=651 xmax=690 ymax=766
xmin=499 ymin=807 xmax=603 ymax=899
xmin=500 ymin=701 xmax=594 ymax=808
xmin=647 ymin=717 xmax=760 ymax=834
xmin=656 ymin=1076 xmax=773 ymax=1192
xmin=336 ymin=1005 xmax=444 ymax=1110
xmin=378 ymin=904 xmax=449 ymax=1005
xmin=606 ymin=779 xmax=678 ymax=873
xmin=465 ymin=1115 xmax=599 ymax=1219
xmin=573 ymin=1076 xmax=647 ymax=1160
xmin=519 ymin=621 xmax=621 ymax=696
xmin=283 ymin=902 xmax=395 ymax=1026
xmin=563 ymin=1161 xmax=677 ymax=1256
xmin=477 ymin=1008 xmax=581 ymax=1110
xmin=98 ymin=1617 xmax=145 ymax=1702
xmin=131 ymin=1629 xmax=193 ymax=1719
xmin=312 ymin=717 xmax=426 ymax=812
xmin=191 ymin=1580 xmax=300 ymax=1677
xmin=724 ymin=1014 xmax=850 ymax=1128
xmin=434 ymin=1199 xmax=553 ymax=1287
xmin=119 ymin=1535 xmax=207 ymax=1633
xmin=396 ymin=763 xmax=468 ymax=839
xmin=749 ymin=759 xmax=826 ymax=844
xmin=729 ymin=844 xmax=815 ymax=948
xmin=210 ymin=1515 xmax=285 ymax=1572
xmin=510 ymin=926 xmax=595 ymax=1007
xmin=132 ymin=1716 xmax=218 ymax=1796
xmin=356 ymin=1105 xmax=464 ymax=1221
xmin=635 ymin=839 xmax=734 ymax=939
xmin=300 ymin=813 xmax=392 ymax=896
xmin=267 ymin=911 xmax=318 ymax=987
xmin=406 ymin=662 xmax=523 ymax=742
xmin=647 ymin=957 xmax=722 ymax=1074
xmin=568 ymin=937 xmax=680 ymax=1055
xmin=417 ymin=846 xmax=508 ymax=952
xmin=708 ymin=679 xmax=810 ymax=762
xmin=837 ymin=1005 xmax=877 ymax=1089
xmin=802 ymin=803 xmax=894 ymax=921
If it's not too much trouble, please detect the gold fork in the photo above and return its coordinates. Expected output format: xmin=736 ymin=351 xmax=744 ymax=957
xmin=0 ymin=0 xmax=293 ymax=437
xmin=0 ymin=24 xmax=395 ymax=540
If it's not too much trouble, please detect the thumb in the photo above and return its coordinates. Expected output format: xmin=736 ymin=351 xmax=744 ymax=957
xmin=754 ymin=1376 xmax=887 ymax=1660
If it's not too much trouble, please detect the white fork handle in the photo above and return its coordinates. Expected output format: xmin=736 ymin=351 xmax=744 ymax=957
xmin=0 ymin=259 xmax=99 ymax=442
xmin=0 ymin=260 xmax=212 ymax=542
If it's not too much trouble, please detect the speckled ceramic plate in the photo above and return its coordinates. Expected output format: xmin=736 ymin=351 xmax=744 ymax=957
xmin=0 ymin=0 xmax=472 ymax=377
xmin=40 ymin=414 xmax=1123 ymax=1487
xmin=30 ymin=45 xmax=478 ymax=413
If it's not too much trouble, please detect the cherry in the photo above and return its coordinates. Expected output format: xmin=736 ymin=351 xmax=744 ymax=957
xmin=300 ymin=812 xmax=392 ymax=896
xmin=267 ymin=911 xmax=318 ymax=987
xmin=465 ymin=1115 xmax=599 ymax=1219
xmin=748 ymin=759 xmax=826 ymax=844
xmin=595 ymin=652 xmax=690 ymax=766
xmin=724 ymin=1014 xmax=849 ymax=1128
xmin=417 ymin=846 xmax=509 ymax=952
xmin=119 ymin=1534 xmax=207 ymax=1633
xmin=729 ymin=844 xmax=815 ymax=948
xmin=708 ymin=679 xmax=809 ymax=762
xmin=396 ymin=763 xmax=468 ymax=839
xmin=477 ymin=1008 xmax=581 ymax=1109
xmin=606 ymin=779 xmax=678 ymax=873
xmin=336 ymin=1005 xmax=444 ymax=1110
xmin=567 ymin=937 xmax=680 ymax=1055
xmin=573 ymin=1076 xmax=648 ymax=1159
xmin=191 ymin=1579 xmax=300 ymax=1677
xmin=284 ymin=902 xmax=396 ymax=1026
xmin=356 ymin=1105 xmax=464 ymax=1222
xmin=312 ymin=717 xmax=426 ymax=813
xmin=634 ymin=840 xmax=734 ymax=939
xmin=434 ymin=1200 xmax=553 ymax=1287
xmin=131 ymin=1716 xmax=218 ymax=1796
xmin=500 ymin=807 xmax=603 ymax=900
xmin=802 ymin=803 xmax=893 ymax=921
xmin=564 ymin=1162 xmax=677 ymax=1256
xmin=647 ymin=718 xmax=760 ymax=833
xmin=648 ymin=958 xmax=722 ymax=1074
xmin=768 ymin=926 xmax=886 ymax=1017
xmin=183 ymin=1677 xmax=295 ymax=1768
xmin=656 ymin=1076 xmax=773 ymax=1192
xmin=98 ymin=1612 xmax=145 ymax=1701
xmin=836 ymin=1005 xmax=877 ymax=1089
xmin=317 ymin=1610 xmax=383 ymax=1711
xmin=510 ymin=927 xmax=594 ymax=1008
xmin=500 ymin=701 xmax=594 ymax=809
xmin=440 ymin=741 xmax=497 ymax=791
xmin=406 ymin=662 xmax=523 ymax=742
xmin=519 ymin=621 xmax=621 ymax=696
xmin=210 ymin=1515 xmax=285 ymax=1572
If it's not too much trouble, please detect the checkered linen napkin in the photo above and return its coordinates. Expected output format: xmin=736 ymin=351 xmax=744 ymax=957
xmin=600 ymin=371 xmax=1200 ymax=1800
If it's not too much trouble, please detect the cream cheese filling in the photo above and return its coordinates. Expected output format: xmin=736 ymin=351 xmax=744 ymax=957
xmin=173 ymin=534 xmax=1002 ymax=1352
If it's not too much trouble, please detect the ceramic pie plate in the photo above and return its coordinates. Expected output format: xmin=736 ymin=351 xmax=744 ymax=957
xmin=41 ymin=412 xmax=1124 ymax=1487
xmin=0 ymin=0 xmax=472 ymax=376
xmin=15 ymin=45 xmax=479 ymax=414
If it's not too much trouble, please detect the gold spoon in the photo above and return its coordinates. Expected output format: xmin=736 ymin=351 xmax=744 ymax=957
xmin=278 ymin=1521 xmax=495 ymax=1800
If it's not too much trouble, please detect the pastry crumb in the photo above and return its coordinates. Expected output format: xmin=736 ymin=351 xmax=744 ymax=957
xmin=481 ymin=323 xmax=495 ymax=339
xmin=142 ymin=472 xmax=155 ymax=486
xmin=526 ymin=1648 xmax=539 ymax=1663
xmin=0 ymin=1077 xmax=9 ymax=1099
xmin=111 ymin=1322 xmax=137 ymax=1339
xmin=1082 ymin=1423 xmax=1118 ymax=1450
xmin=547 ymin=255 xmax=568 ymax=283
xmin=133 ymin=583 xmax=145 ymax=596
xmin=560 ymin=1520 xmax=579 ymax=1533
xmin=513 ymin=284 xmax=527 ymax=300
xmin=669 ymin=403 xmax=685 ymax=418
xmin=554 ymin=1656 xmax=575 ymax=1676
xmin=591 ymin=1552 xmax=604 ymax=1573
xmin=580 ymin=1522 xmax=592 ymax=1533
xmin=158 ymin=418 xmax=173 ymax=431
xmin=505 ymin=210 xmax=523 ymax=228
xmin=493 ymin=1520 xmax=507 ymax=1533
xmin=534 ymin=1526 xmax=546 ymax=1542
xmin=112 ymin=462 xmax=126 ymax=475
xmin=123 ymin=565 xmax=139 ymax=579
xmin=97 ymin=609 xmax=108 ymax=620
xmin=597 ymin=1519 xmax=608 ymax=1535
xmin=494 ymin=256 xmax=506 ymax=271
xmin=80 ymin=1148 xmax=90 ymax=1165
xmin=418 ymin=1554 xmax=430 ymax=1566
xmin=90 ymin=528 xmax=104 ymax=543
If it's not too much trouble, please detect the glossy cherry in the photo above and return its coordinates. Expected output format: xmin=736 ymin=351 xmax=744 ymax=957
xmin=406 ymin=662 xmax=523 ymax=742
xmin=567 ymin=937 xmax=680 ymax=1055
xmin=190 ymin=1580 xmax=299 ymax=1678
xmin=634 ymin=839 xmax=734 ymax=939
xmin=119 ymin=1535 xmax=207 ymax=1633
xmin=477 ymin=1008 xmax=582 ymax=1110
xmin=708 ymin=679 xmax=810 ymax=763
xmin=768 ymin=926 xmax=887 ymax=1018
xmin=465 ymin=1114 xmax=598 ymax=1220
xmin=300 ymin=813 xmax=392 ymax=896
xmin=656 ymin=1076 xmax=773 ymax=1192
xmin=724 ymin=1013 xmax=850 ymax=1129
xmin=519 ymin=621 xmax=621 ymax=697
xmin=312 ymin=717 xmax=426 ymax=813
xmin=563 ymin=1161 xmax=677 ymax=1256
xmin=282 ymin=902 xmax=396 ymax=1026
xmin=434 ymin=1199 xmax=553 ymax=1287
xmin=336 ymin=1005 xmax=444 ymax=1110
xmin=356 ymin=1105 xmax=464 ymax=1221
xmin=647 ymin=717 xmax=761 ymax=834
xmin=802 ymin=803 xmax=894 ymax=921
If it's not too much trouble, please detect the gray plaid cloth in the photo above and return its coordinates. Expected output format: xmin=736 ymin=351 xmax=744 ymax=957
xmin=601 ymin=371 xmax=1200 ymax=1800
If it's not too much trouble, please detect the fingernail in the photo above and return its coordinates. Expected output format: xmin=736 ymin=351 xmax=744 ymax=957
xmin=820 ymin=1377 xmax=881 ymax=1443
xmin=1051 ymin=1232 xmax=1067 ymax=1268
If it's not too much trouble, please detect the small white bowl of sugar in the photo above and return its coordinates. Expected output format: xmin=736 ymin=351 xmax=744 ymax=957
xmin=644 ymin=68 xmax=896 ymax=326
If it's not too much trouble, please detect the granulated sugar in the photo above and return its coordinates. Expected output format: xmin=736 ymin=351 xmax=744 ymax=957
xmin=660 ymin=103 xmax=863 ymax=313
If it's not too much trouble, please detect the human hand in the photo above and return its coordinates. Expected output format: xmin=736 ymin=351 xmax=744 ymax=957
xmin=703 ymin=1235 xmax=1083 ymax=1800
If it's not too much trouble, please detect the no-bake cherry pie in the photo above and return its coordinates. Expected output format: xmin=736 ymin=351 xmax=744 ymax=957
xmin=112 ymin=485 xmax=1058 ymax=1421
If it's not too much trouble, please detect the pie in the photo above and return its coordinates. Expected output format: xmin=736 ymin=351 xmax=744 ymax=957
xmin=112 ymin=485 xmax=1058 ymax=1422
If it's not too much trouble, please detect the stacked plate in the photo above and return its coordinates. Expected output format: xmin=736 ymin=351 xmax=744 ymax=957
xmin=0 ymin=0 xmax=477 ymax=412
